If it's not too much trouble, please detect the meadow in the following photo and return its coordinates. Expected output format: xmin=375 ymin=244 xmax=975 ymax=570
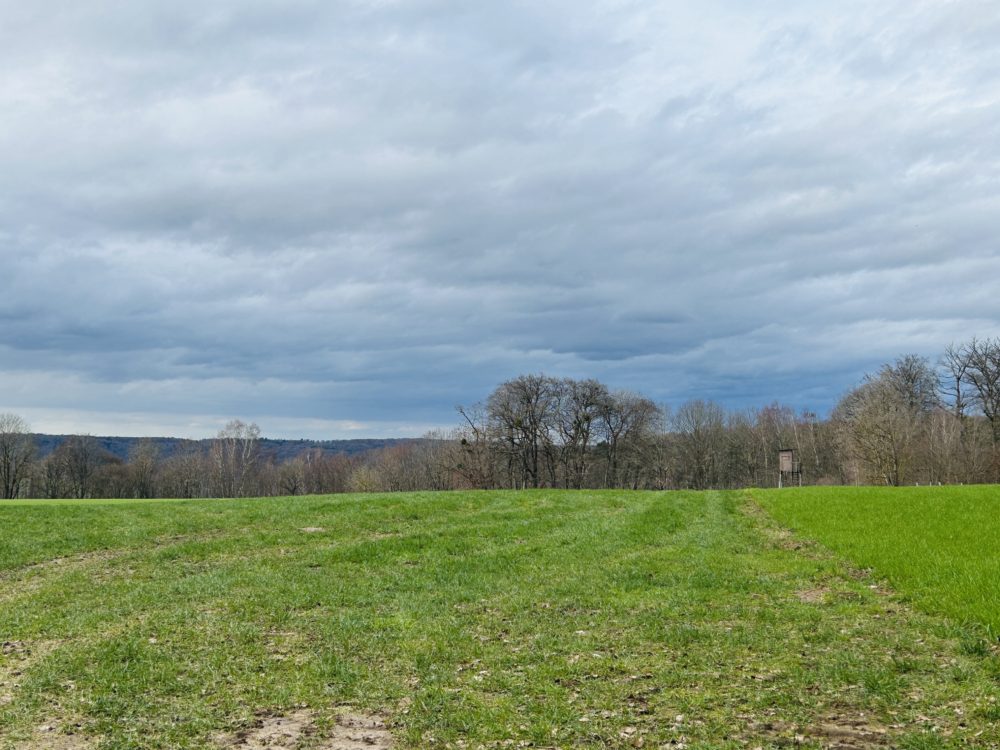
xmin=754 ymin=485 xmax=1000 ymax=637
xmin=0 ymin=489 xmax=998 ymax=749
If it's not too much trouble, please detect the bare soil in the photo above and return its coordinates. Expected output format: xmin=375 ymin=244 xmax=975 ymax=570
xmin=325 ymin=712 xmax=394 ymax=750
xmin=748 ymin=712 xmax=892 ymax=748
xmin=11 ymin=723 xmax=92 ymax=750
xmin=795 ymin=587 xmax=830 ymax=604
xmin=218 ymin=709 xmax=393 ymax=750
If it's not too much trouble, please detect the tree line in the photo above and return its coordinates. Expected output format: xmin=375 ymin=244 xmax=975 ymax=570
xmin=1 ymin=337 xmax=998 ymax=499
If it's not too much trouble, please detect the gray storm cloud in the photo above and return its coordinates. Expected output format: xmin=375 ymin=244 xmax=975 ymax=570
xmin=1 ymin=0 xmax=999 ymax=437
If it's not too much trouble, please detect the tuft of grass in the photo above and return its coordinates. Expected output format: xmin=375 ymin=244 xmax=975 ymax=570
xmin=0 ymin=490 xmax=997 ymax=748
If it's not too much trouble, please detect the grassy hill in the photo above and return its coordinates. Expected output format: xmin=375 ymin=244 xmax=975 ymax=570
xmin=1 ymin=489 xmax=998 ymax=748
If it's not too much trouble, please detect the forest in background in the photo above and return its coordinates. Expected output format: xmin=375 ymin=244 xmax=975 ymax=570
xmin=1 ymin=337 xmax=998 ymax=499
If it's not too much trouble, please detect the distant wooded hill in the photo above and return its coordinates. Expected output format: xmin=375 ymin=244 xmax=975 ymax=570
xmin=31 ymin=434 xmax=417 ymax=463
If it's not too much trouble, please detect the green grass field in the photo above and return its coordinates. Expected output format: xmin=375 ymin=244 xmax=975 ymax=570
xmin=754 ymin=485 xmax=1000 ymax=637
xmin=1 ymin=490 xmax=999 ymax=749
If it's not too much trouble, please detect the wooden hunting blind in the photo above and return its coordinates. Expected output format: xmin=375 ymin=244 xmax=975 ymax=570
xmin=778 ymin=448 xmax=801 ymax=488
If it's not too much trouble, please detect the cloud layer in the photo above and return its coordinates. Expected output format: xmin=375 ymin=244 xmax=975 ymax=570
xmin=2 ymin=0 xmax=999 ymax=437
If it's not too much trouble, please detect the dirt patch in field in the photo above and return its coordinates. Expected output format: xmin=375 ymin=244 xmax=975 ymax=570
xmin=14 ymin=726 xmax=93 ymax=750
xmin=264 ymin=630 xmax=313 ymax=665
xmin=222 ymin=710 xmax=315 ymax=749
xmin=811 ymin=715 xmax=891 ymax=748
xmin=299 ymin=527 xmax=326 ymax=533
xmin=325 ymin=712 xmax=394 ymax=749
xmin=748 ymin=712 xmax=892 ymax=748
xmin=219 ymin=709 xmax=393 ymax=749
xmin=796 ymin=587 xmax=830 ymax=604
xmin=29 ymin=550 xmax=117 ymax=570
xmin=741 ymin=499 xmax=823 ymax=555
xmin=2 ymin=640 xmax=34 ymax=657
xmin=1 ymin=640 xmax=61 ymax=706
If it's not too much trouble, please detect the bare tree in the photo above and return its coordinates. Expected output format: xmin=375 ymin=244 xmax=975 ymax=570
xmin=210 ymin=420 xmax=261 ymax=497
xmin=277 ymin=458 xmax=306 ymax=496
xmin=923 ymin=408 xmax=969 ymax=484
xmin=599 ymin=390 xmax=660 ymax=488
xmin=348 ymin=463 xmax=384 ymax=493
xmin=554 ymin=378 xmax=609 ymax=488
xmin=835 ymin=377 xmax=921 ymax=486
xmin=486 ymin=374 xmax=559 ymax=488
xmin=157 ymin=447 xmax=210 ymax=499
xmin=413 ymin=432 xmax=463 ymax=491
xmin=92 ymin=457 xmax=130 ymax=498
xmin=797 ymin=409 xmax=839 ymax=484
xmin=453 ymin=404 xmax=497 ymax=489
xmin=0 ymin=413 xmax=35 ymax=499
xmin=129 ymin=440 xmax=160 ymax=499
xmin=725 ymin=410 xmax=760 ymax=488
xmin=55 ymin=435 xmax=106 ymax=499
xmin=880 ymin=354 xmax=940 ymax=413
xmin=941 ymin=343 xmax=972 ymax=419
xmin=672 ymin=400 xmax=726 ymax=489
xmin=301 ymin=450 xmax=354 ymax=494
xmin=960 ymin=338 xmax=1000 ymax=445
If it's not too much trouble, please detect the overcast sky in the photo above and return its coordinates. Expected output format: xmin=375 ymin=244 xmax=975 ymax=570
xmin=2 ymin=1 xmax=999 ymax=439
